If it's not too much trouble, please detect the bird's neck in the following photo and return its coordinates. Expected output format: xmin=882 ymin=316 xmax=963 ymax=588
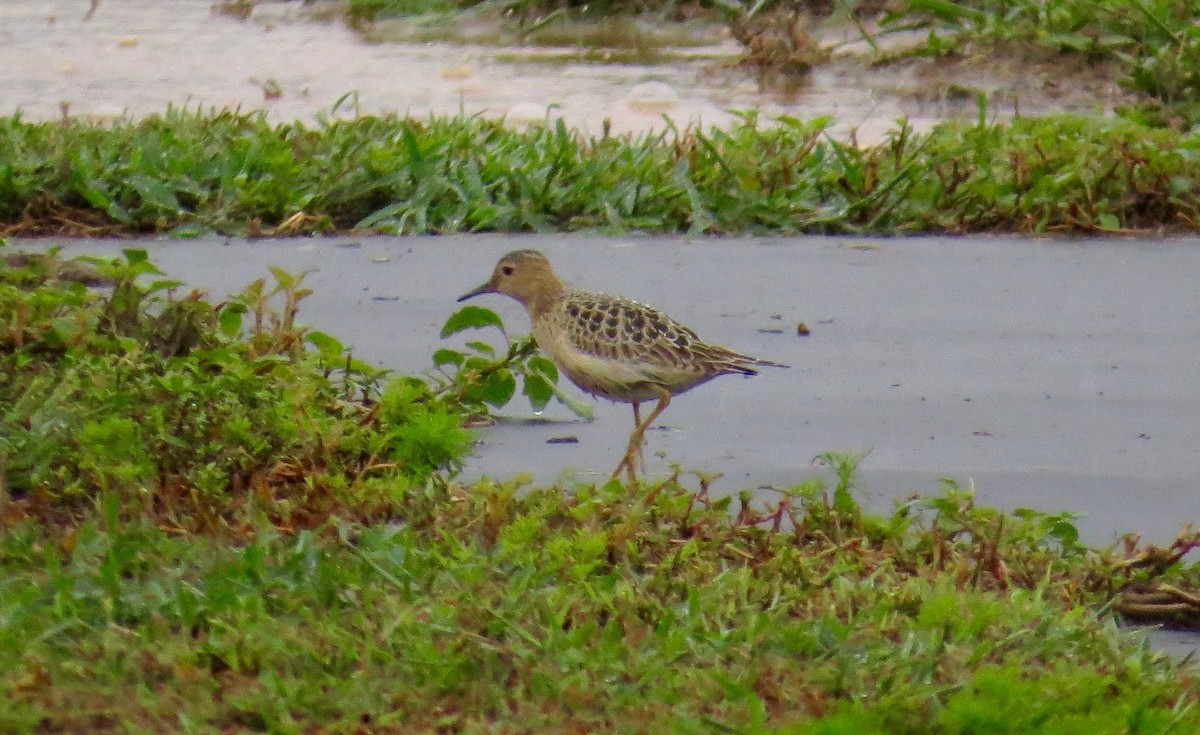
xmin=523 ymin=275 xmax=568 ymax=321
xmin=526 ymin=288 xmax=567 ymax=322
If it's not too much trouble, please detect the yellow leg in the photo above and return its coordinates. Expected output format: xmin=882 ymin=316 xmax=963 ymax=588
xmin=638 ymin=405 xmax=648 ymax=468
xmin=613 ymin=402 xmax=641 ymax=484
xmin=631 ymin=402 xmax=647 ymax=474
xmin=611 ymin=389 xmax=671 ymax=485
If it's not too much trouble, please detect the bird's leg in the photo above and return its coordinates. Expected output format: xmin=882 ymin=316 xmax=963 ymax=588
xmin=612 ymin=401 xmax=643 ymax=484
xmin=611 ymin=390 xmax=671 ymax=485
xmin=611 ymin=405 xmax=639 ymax=485
xmin=631 ymin=402 xmax=647 ymax=473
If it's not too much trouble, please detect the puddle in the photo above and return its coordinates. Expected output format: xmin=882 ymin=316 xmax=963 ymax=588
xmin=0 ymin=1 xmax=1136 ymax=145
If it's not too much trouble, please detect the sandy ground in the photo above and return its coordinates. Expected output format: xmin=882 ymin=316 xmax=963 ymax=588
xmin=1 ymin=0 xmax=1127 ymax=143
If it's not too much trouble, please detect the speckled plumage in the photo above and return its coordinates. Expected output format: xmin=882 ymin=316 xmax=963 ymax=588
xmin=535 ymin=289 xmax=783 ymax=404
xmin=457 ymin=249 xmax=788 ymax=481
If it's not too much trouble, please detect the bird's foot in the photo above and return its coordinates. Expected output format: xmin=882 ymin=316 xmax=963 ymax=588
xmin=610 ymin=436 xmax=644 ymax=486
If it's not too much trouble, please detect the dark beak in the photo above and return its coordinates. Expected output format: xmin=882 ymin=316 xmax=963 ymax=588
xmin=457 ymin=281 xmax=495 ymax=302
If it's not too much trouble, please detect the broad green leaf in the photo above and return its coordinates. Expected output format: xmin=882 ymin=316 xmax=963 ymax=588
xmin=122 ymin=249 xmax=163 ymax=276
xmin=433 ymin=348 xmax=464 ymax=368
xmin=347 ymin=358 xmax=385 ymax=377
xmin=130 ymin=174 xmax=182 ymax=213
xmin=522 ymin=373 xmax=553 ymax=412
xmin=122 ymin=248 xmax=151 ymax=266
xmin=465 ymin=340 xmax=496 ymax=356
xmin=479 ymin=368 xmax=517 ymax=407
xmin=218 ymin=303 xmax=247 ymax=338
xmin=550 ymin=382 xmax=593 ymax=420
xmin=440 ymin=306 xmax=505 ymax=338
xmin=147 ymin=279 xmax=185 ymax=293
xmin=528 ymin=354 xmax=559 ymax=381
xmin=269 ymin=266 xmax=297 ymax=290
xmin=1050 ymin=519 xmax=1080 ymax=548
xmin=307 ymin=331 xmax=345 ymax=360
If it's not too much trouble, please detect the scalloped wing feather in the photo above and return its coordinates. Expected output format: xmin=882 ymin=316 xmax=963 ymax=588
xmin=551 ymin=291 xmax=787 ymax=392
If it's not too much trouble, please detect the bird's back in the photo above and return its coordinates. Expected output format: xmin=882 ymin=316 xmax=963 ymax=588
xmin=533 ymin=290 xmax=785 ymax=403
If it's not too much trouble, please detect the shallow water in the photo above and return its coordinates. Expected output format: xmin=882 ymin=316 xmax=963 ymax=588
xmin=0 ymin=1 xmax=1123 ymax=144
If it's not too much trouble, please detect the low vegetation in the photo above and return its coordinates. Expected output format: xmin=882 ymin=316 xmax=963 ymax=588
xmin=0 ymin=248 xmax=561 ymax=532
xmin=4 ymin=249 xmax=1200 ymax=733
xmin=6 ymin=467 xmax=1200 ymax=733
xmin=2 ymin=108 xmax=1198 ymax=237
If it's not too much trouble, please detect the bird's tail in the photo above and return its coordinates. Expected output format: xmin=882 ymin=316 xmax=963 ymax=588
xmin=726 ymin=352 xmax=789 ymax=376
xmin=747 ymin=356 xmax=789 ymax=370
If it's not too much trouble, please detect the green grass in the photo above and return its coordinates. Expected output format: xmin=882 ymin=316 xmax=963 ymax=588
xmin=4 ymin=250 xmax=1200 ymax=733
xmin=4 ymin=468 xmax=1200 ymax=733
xmin=2 ymin=108 xmax=1199 ymax=237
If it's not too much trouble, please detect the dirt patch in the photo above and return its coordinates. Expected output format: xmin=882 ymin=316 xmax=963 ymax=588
xmin=0 ymin=1 xmax=1139 ymax=145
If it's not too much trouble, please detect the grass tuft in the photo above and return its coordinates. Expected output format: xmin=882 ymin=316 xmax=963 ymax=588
xmin=1 ymin=108 xmax=1199 ymax=236
xmin=4 ymin=466 xmax=1200 ymax=732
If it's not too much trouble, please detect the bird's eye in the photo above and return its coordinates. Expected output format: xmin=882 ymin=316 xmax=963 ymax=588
xmin=501 ymin=265 xmax=514 ymax=276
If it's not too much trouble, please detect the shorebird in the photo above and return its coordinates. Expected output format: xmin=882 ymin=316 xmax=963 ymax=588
xmin=458 ymin=249 xmax=788 ymax=483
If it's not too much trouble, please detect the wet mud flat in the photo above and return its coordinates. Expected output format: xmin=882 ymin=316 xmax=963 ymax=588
xmin=10 ymin=233 xmax=1200 ymax=551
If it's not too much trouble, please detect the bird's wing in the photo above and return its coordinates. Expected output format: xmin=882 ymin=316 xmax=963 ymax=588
xmin=561 ymin=292 xmax=702 ymax=368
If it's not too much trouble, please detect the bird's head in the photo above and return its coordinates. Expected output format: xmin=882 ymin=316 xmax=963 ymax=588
xmin=458 ymin=249 xmax=566 ymax=310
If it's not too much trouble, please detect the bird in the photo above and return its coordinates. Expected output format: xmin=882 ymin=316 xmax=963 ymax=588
xmin=457 ymin=249 xmax=788 ymax=484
